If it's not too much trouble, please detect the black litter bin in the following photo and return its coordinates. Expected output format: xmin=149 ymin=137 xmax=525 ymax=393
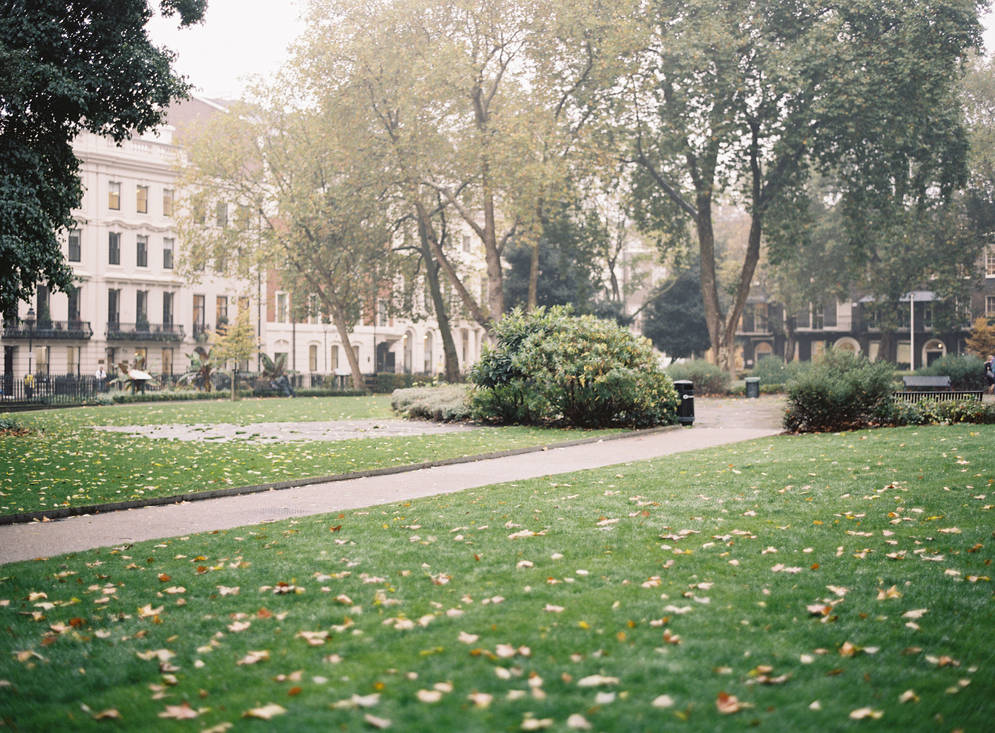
xmin=745 ymin=377 xmax=760 ymax=398
xmin=673 ymin=379 xmax=694 ymax=425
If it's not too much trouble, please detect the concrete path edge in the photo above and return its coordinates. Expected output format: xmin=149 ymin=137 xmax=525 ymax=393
xmin=0 ymin=424 xmax=684 ymax=526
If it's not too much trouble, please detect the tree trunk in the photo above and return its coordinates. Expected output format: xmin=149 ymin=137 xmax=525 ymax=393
xmin=325 ymin=300 xmax=363 ymax=390
xmin=415 ymin=203 xmax=460 ymax=381
xmin=527 ymin=241 xmax=540 ymax=311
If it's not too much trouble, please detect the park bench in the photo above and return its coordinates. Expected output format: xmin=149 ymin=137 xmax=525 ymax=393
xmin=895 ymin=375 xmax=983 ymax=404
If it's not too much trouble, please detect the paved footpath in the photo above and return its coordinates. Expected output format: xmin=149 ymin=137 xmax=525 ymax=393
xmin=0 ymin=397 xmax=783 ymax=565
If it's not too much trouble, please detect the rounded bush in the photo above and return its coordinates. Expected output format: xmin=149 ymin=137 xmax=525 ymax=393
xmin=665 ymin=359 xmax=731 ymax=395
xmin=783 ymin=349 xmax=896 ymax=432
xmin=470 ymin=307 xmax=679 ymax=428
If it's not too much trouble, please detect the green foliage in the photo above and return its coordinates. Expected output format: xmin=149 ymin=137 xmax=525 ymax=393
xmin=665 ymin=359 xmax=731 ymax=395
xmin=965 ymin=316 xmax=995 ymax=356
xmin=642 ymin=268 xmax=710 ymax=358
xmin=391 ymin=385 xmax=473 ymax=422
xmin=783 ymin=350 xmax=897 ymax=432
xmin=914 ymin=353 xmax=988 ymax=390
xmin=877 ymin=398 xmax=995 ymax=427
xmin=750 ymin=356 xmax=812 ymax=388
xmin=181 ymin=346 xmax=219 ymax=392
xmin=503 ymin=202 xmax=606 ymax=313
xmin=471 ymin=307 xmax=678 ymax=428
xmin=0 ymin=1 xmax=205 ymax=314
xmin=0 ymin=417 xmax=23 ymax=433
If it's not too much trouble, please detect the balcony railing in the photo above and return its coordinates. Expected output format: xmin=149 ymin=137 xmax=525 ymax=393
xmin=106 ymin=322 xmax=185 ymax=342
xmin=193 ymin=322 xmax=211 ymax=340
xmin=2 ymin=319 xmax=93 ymax=340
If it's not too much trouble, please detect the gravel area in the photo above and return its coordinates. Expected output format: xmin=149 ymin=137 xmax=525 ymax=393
xmin=93 ymin=418 xmax=476 ymax=443
xmin=91 ymin=396 xmax=787 ymax=443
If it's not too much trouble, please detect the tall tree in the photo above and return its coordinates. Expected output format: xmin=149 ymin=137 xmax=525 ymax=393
xmin=623 ymin=0 xmax=983 ymax=374
xmin=642 ymin=266 xmax=710 ymax=359
xmin=0 ymin=0 xmax=206 ymax=314
xmin=177 ymin=97 xmax=394 ymax=390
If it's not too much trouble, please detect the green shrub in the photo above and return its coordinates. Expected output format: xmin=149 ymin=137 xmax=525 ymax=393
xmin=665 ymin=359 xmax=730 ymax=395
xmin=391 ymin=385 xmax=472 ymax=422
xmin=783 ymin=349 xmax=897 ymax=432
xmin=877 ymin=398 xmax=995 ymax=426
xmin=471 ymin=307 xmax=679 ymax=428
xmin=750 ymin=356 xmax=811 ymax=388
xmin=913 ymin=354 xmax=988 ymax=390
xmin=0 ymin=417 xmax=23 ymax=433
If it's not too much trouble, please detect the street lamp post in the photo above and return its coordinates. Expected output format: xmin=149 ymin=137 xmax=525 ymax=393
xmin=26 ymin=307 xmax=35 ymax=377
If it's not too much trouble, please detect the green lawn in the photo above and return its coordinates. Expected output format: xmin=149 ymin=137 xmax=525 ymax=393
xmin=1 ymin=425 xmax=992 ymax=731
xmin=0 ymin=396 xmax=616 ymax=515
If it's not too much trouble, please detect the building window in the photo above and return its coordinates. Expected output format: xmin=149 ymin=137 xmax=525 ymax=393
xmin=986 ymin=245 xmax=995 ymax=278
xmin=193 ymin=294 xmax=205 ymax=335
xmin=35 ymin=285 xmax=50 ymax=325
xmin=162 ymin=292 xmax=174 ymax=327
xmin=424 ymin=333 xmax=433 ymax=373
xmin=812 ymin=304 xmax=824 ymax=330
xmin=134 ymin=347 xmax=147 ymax=365
xmin=823 ymin=302 xmax=837 ymax=328
xmin=35 ymin=345 xmax=50 ymax=376
xmin=236 ymin=203 xmax=251 ymax=229
xmin=163 ymin=237 xmax=174 ymax=269
xmin=309 ymin=344 xmax=318 ymax=373
xmin=68 ymin=286 xmax=80 ymax=323
xmin=68 ymin=229 xmax=81 ymax=262
xmin=215 ymin=202 xmax=228 ymax=228
xmin=136 ymin=185 xmax=149 ymax=214
xmin=136 ymin=235 xmax=148 ymax=267
xmin=108 ymin=181 xmax=120 ymax=210
xmin=162 ymin=188 xmax=174 ymax=217
xmin=330 ymin=345 xmax=339 ymax=371
xmin=108 ymin=231 xmax=120 ymax=265
xmin=66 ymin=346 xmax=81 ymax=375
xmin=216 ymin=295 xmax=228 ymax=331
xmin=162 ymin=348 xmax=174 ymax=377
xmin=986 ymin=295 xmax=995 ymax=317
xmin=276 ymin=292 xmax=288 ymax=323
xmin=136 ymin=291 xmax=149 ymax=329
xmin=107 ymin=289 xmax=120 ymax=327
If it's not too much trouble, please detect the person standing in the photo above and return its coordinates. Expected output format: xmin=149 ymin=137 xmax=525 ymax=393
xmin=95 ymin=363 xmax=107 ymax=392
xmin=985 ymin=355 xmax=994 ymax=395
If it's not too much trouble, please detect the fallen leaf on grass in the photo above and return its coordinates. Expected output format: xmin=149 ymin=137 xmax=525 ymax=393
xmin=467 ymin=692 xmax=493 ymax=708
xmin=899 ymin=690 xmax=919 ymax=703
xmin=237 ymin=650 xmax=269 ymax=666
xmin=243 ymin=703 xmax=286 ymax=719
xmin=364 ymin=713 xmax=391 ymax=729
xmin=158 ymin=703 xmax=199 ymax=720
xmin=577 ymin=674 xmax=619 ymax=687
xmin=716 ymin=692 xmax=751 ymax=714
xmin=849 ymin=707 xmax=883 ymax=720
xmin=652 ymin=694 xmax=675 ymax=708
xmin=296 ymin=630 xmax=329 ymax=646
xmin=416 ymin=689 xmax=442 ymax=703
xmin=91 ymin=709 xmax=120 ymax=720
xmin=521 ymin=718 xmax=553 ymax=730
xmin=567 ymin=713 xmax=592 ymax=729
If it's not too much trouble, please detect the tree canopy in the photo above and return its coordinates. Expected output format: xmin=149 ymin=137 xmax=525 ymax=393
xmin=0 ymin=0 xmax=206 ymax=315
xmin=624 ymin=0 xmax=984 ymax=372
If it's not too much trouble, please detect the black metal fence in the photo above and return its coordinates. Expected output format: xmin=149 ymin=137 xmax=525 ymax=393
xmin=0 ymin=374 xmax=100 ymax=408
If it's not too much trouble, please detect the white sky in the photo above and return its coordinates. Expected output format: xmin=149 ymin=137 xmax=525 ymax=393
xmin=148 ymin=2 xmax=995 ymax=101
